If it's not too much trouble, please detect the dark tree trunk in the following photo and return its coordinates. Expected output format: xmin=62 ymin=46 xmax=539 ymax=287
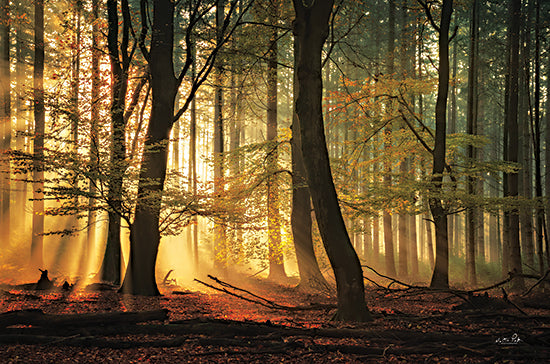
xmin=31 ymin=0 xmax=45 ymax=270
xmin=291 ymin=34 xmax=328 ymax=291
xmin=101 ymin=0 xmax=132 ymax=284
xmin=531 ymin=0 xmax=544 ymax=276
xmin=213 ymin=0 xmax=226 ymax=272
xmin=504 ymin=0 xmax=524 ymax=291
xmin=0 ymin=0 xmax=10 ymax=249
xmin=87 ymin=0 xmax=100 ymax=273
xmin=119 ymin=0 xmax=178 ymax=295
xmin=189 ymin=39 xmax=198 ymax=270
xmin=428 ymin=0 xmax=453 ymax=289
xmin=519 ymin=1 xmax=534 ymax=272
xmin=293 ymin=0 xmax=371 ymax=322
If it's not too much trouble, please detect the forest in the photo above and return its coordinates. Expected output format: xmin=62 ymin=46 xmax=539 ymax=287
xmin=0 ymin=0 xmax=549 ymax=362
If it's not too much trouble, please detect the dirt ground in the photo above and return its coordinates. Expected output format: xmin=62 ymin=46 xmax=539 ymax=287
xmin=0 ymin=275 xmax=548 ymax=363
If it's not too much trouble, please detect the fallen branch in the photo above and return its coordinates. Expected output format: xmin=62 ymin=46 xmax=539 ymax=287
xmin=522 ymin=268 xmax=550 ymax=297
xmin=194 ymin=276 xmax=335 ymax=312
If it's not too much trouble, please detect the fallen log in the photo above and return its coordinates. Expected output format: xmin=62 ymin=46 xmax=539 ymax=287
xmin=0 ymin=309 xmax=168 ymax=329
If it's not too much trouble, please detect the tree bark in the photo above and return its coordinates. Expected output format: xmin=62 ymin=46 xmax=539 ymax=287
xmin=428 ymin=0 xmax=452 ymax=289
xmin=293 ymin=0 xmax=371 ymax=322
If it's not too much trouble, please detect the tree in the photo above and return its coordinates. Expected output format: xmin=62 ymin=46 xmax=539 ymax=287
xmin=266 ymin=0 xmax=286 ymax=281
xmin=466 ymin=0 xmax=479 ymax=286
xmin=120 ymin=0 xmax=244 ymax=295
xmin=212 ymin=0 xmax=226 ymax=272
xmin=504 ymin=0 xmax=523 ymax=291
xmin=419 ymin=0 xmax=453 ymax=289
xmin=293 ymin=0 xmax=371 ymax=322
xmin=100 ymin=0 xmax=134 ymax=284
xmin=291 ymin=34 xmax=328 ymax=291
xmin=0 ymin=0 xmax=10 ymax=248
xmin=384 ymin=0 xmax=397 ymax=278
xmin=31 ymin=0 xmax=45 ymax=270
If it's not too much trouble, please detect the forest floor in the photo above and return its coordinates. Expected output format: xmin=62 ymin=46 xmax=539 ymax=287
xmin=0 ymin=273 xmax=549 ymax=363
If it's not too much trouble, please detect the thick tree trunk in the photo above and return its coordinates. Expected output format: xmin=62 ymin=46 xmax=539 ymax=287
xmin=504 ymin=0 xmax=524 ymax=291
xmin=428 ymin=0 xmax=452 ymax=289
xmin=31 ymin=0 xmax=45 ymax=270
xmin=293 ymin=0 xmax=371 ymax=322
xmin=291 ymin=35 xmax=328 ymax=291
xmin=119 ymin=0 xmax=178 ymax=295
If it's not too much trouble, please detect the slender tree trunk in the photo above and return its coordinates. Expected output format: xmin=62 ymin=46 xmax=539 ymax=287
xmin=531 ymin=0 xmax=544 ymax=276
xmin=504 ymin=0 xmax=524 ymax=291
xmin=519 ymin=2 xmax=534 ymax=272
xmin=384 ymin=0 xmax=397 ymax=278
xmin=31 ymin=0 xmax=45 ymax=270
xmin=293 ymin=0 xmax=371 ymax=322
xmin=213 ymin=0 xmax=226 ymax=272
xmin=428 ymin=0 xmax=452 ymax=289
xmin=189 ymin=39 xmax=198 ymax=270
xmin=0 ymin=0 xmax=10 ymax=248
xmin=545 ymin=48 xmax=550 ymax=274
xmin=87 ymin=0 xmax=100 ymax=276
xmin=101 ymin=0 xmax=132 ymax=284
xmin=466 ymin=0 xmax=479 ymax=286
xmin=266 ymin=0 xmax=285 ymax=280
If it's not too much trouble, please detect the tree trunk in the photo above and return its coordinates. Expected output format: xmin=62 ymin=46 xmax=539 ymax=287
xmin=87 ymin=0 xmax=100 ymax=275
xmin=31 ymin=0 xmax=45 ymax=270
xmin=466 ymin=0 xmax=479 ymax=286
xmin=291 ymin=33 xmax=328 ymax=291
xmin=519 ymin=2 xmax=534 ymax=272
xmin=0 ymin=0 xmax=10 ymax=249
xmin=384 ymin=0 xmax=397 ymax=278
xmin=293 ymin=0 xmax=371 ymax=322
xmin=119 ymin=0 xmax=178 ymax=295
xmin=504 ymin=0 xmax=524 ymax=291
xmin=428 ymin=0 xmax=452 ymax=289
xmin=266 ymin=0 xmax=285 ymax=281
xmin=101 ymin=0 xmax=132 ymax=284
xmin=213 ymin=0 xmax=226 ymax=272
xmin=189 ymin=39 xmax=198 ymax=270
xmin=531 ymin=0 xmax=544 ymax=276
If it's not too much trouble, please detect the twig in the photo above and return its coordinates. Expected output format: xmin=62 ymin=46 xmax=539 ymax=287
xmin=501 ymin=288 xmax=529 ymax=316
